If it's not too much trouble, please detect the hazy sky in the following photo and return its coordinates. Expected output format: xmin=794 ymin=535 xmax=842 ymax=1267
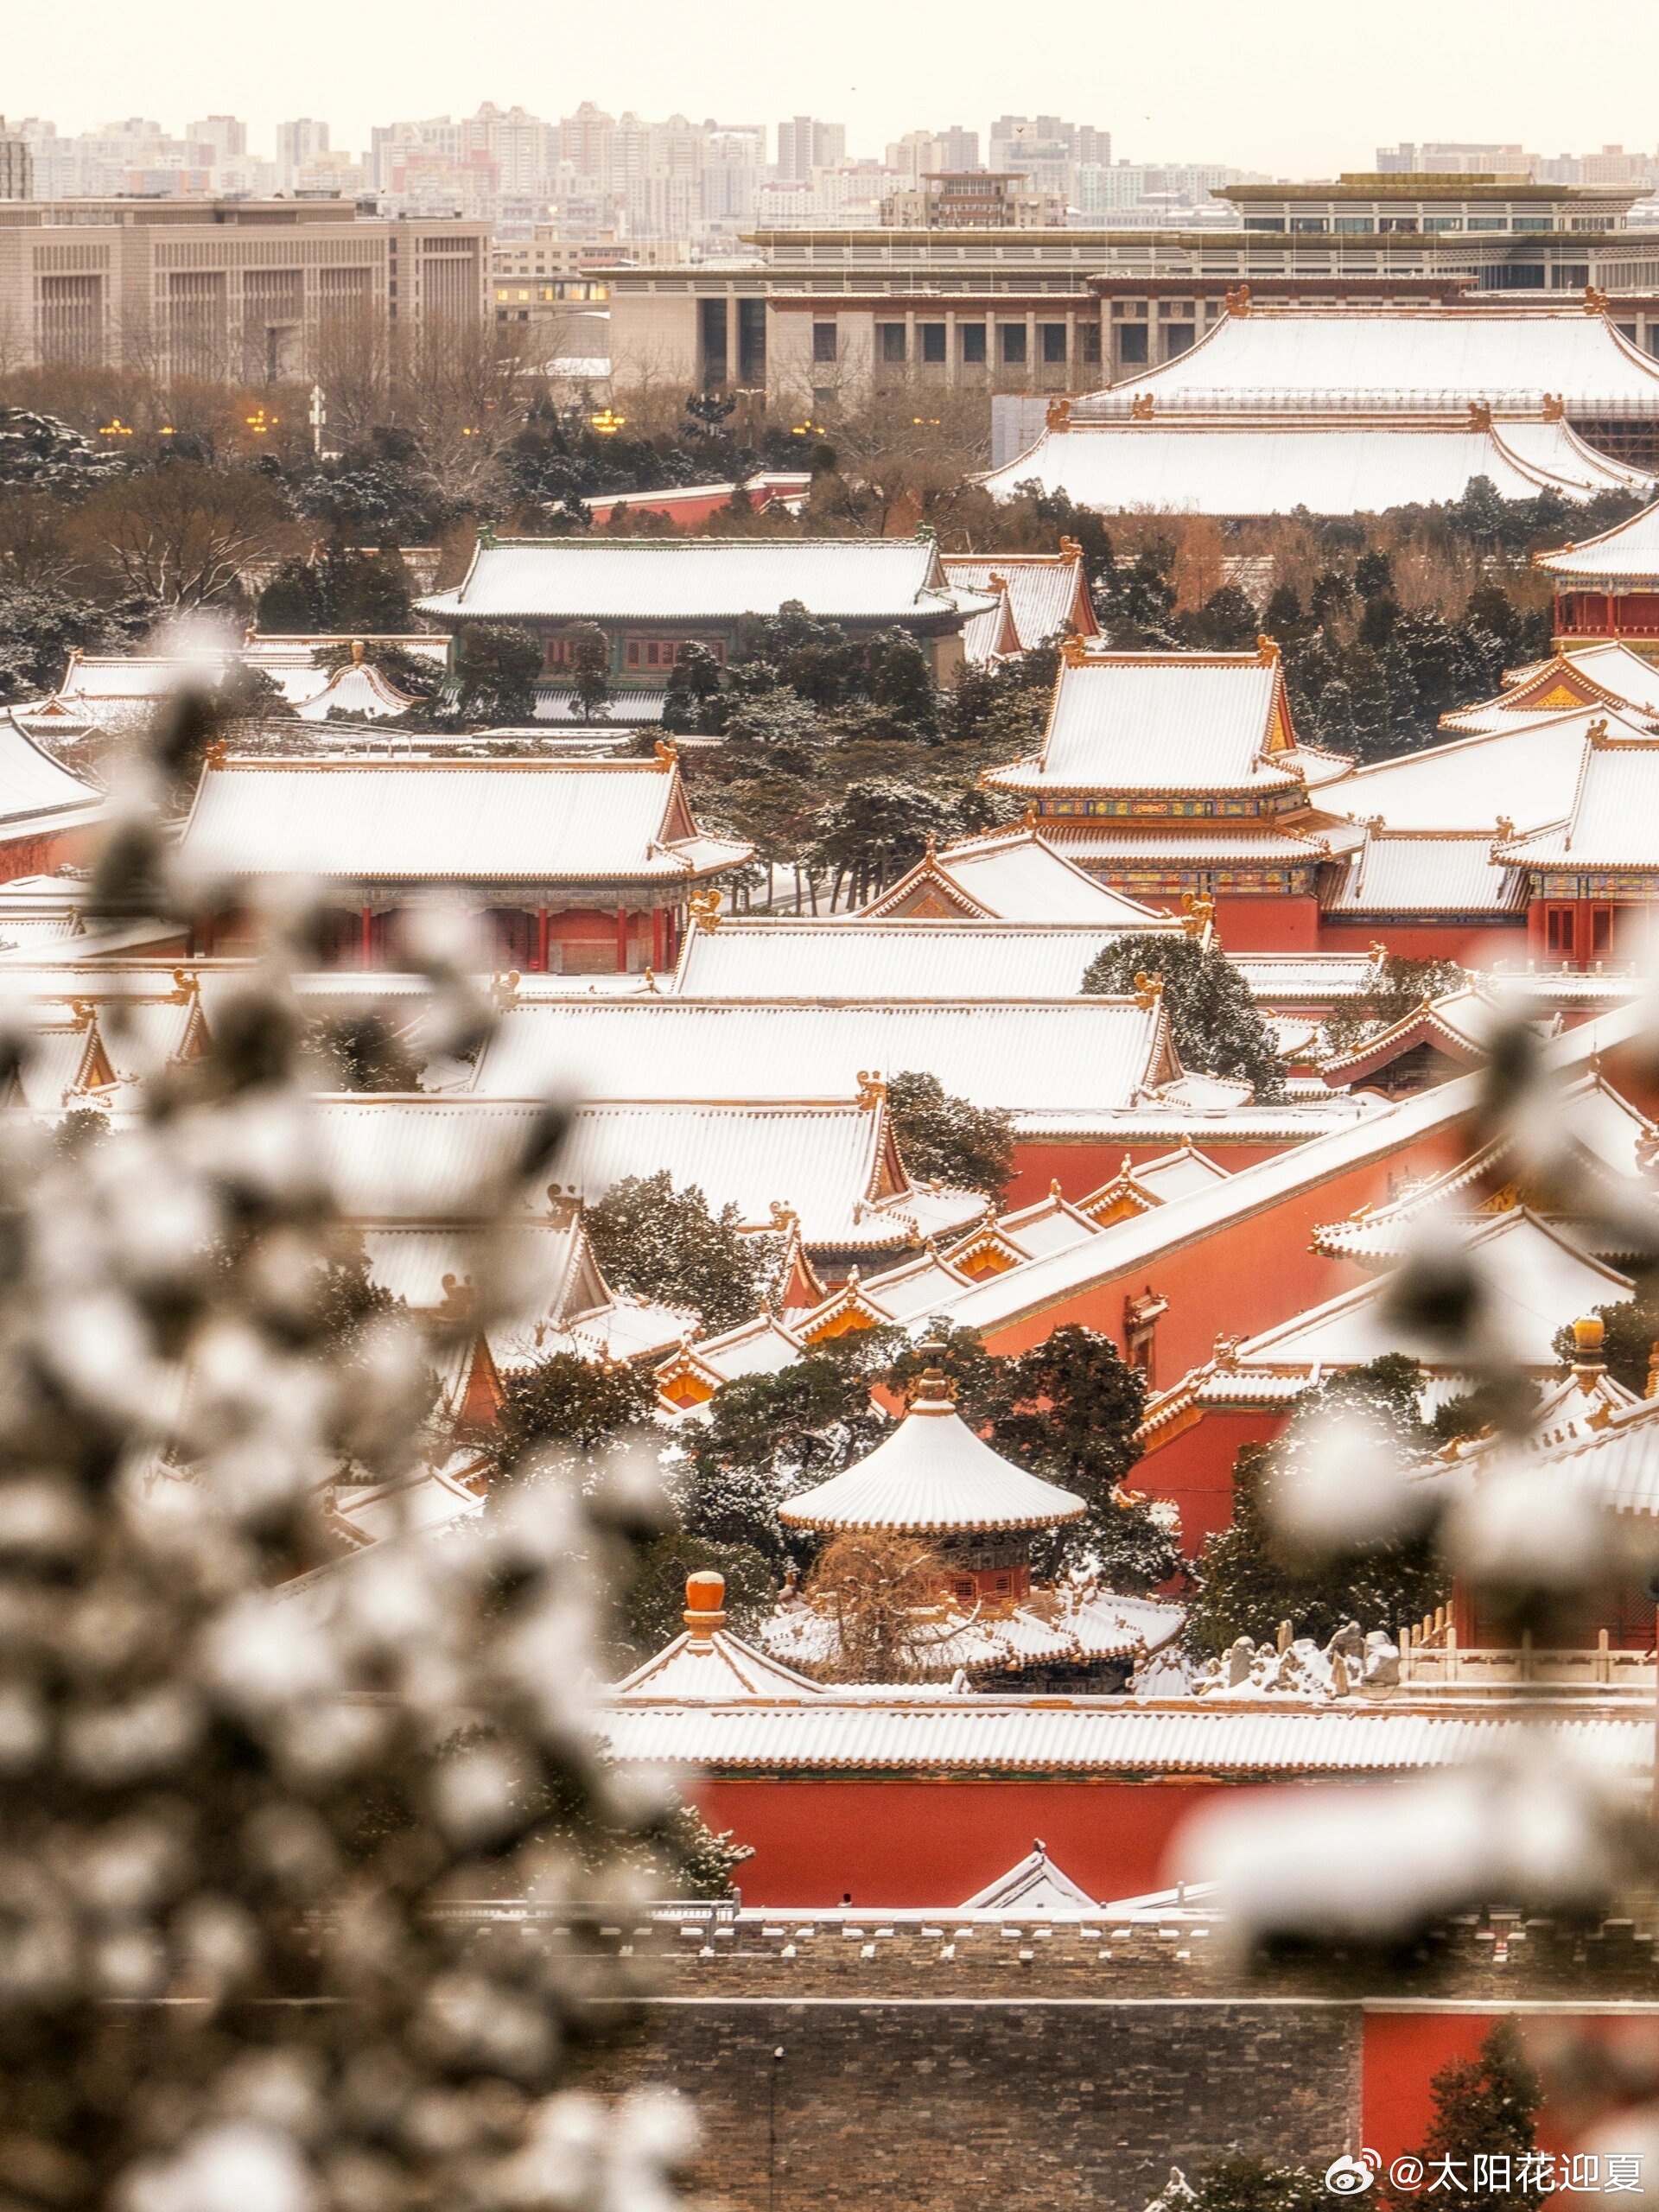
xmin=7 ymin=0 xmax=1659 ymax=175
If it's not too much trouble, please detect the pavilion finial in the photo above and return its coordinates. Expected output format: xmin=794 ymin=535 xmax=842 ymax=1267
xmin=683 ymin=1571 xmax=728 ymax=1642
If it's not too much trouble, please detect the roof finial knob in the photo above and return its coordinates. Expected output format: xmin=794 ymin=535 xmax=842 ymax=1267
xmin=910 ymin=1365 xmax=957 ymax=1413
xmin=1572 ymin=1315 xmax=1606 ymax=1377
xmin=684 ymin=1570 xmax=728 ymax=1640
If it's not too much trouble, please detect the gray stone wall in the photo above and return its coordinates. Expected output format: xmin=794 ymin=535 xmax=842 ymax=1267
xmin=584 ymin=1998 xmax=1360 ymax=2212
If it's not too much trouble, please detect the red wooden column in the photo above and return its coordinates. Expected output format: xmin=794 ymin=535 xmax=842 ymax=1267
xmin=614 ymin=908 xmax=628 ymax=972
xmin=359 ymin=906 xmax=374 ymax=970
xmin=536 ymin=907 xmax=550 ymax=973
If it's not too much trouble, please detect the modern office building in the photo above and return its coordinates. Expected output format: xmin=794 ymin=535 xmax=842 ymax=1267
xmin=0 ymin=198 xmax=489 ymax=377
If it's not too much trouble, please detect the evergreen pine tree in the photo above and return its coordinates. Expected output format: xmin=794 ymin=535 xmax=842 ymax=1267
xmin=886 ymin=1069 xmax=1015 ymax=1197
xmin=1081 ymin=934 xmax=1288 ymax=1099
xmin=585 ymin=1170 xmax=777 ymax=1332
xmin=1389 ymin=2019 xmax=1548 ymax=2212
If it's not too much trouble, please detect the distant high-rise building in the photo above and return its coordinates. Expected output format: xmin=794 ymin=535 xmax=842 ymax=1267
xmin=276 ymin=118 xmax=329 ymax=188
xmin=988 ymin=115 xmax=1110 ymax=201
xmin=188 ymin=115 xmax=247 ymax=163
xmin=1373 ymin=140 xmax=1538 ymax=178
xmin=0 ymin=119 xmax=31 ymax=201
xmin=886 ymin=126 xmax=982 ymax=181
xmin=776 ymin=117 xmax=845 ymax=183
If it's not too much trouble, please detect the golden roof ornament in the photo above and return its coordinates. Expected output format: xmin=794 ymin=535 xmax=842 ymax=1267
xmin=1179 ymin=892 xmax=1214 ymax=939
xmin=491 ymin=969 xmax=522 ymax=1004
xmin=908 ymin=1363 xmax=958 ymax=1411
xmin=1060 ymin=634 xmax=1090 ymax=665
xmin=1045 ymin=397 xmax=1072 ymax=432
xmin=653 ymin=736 xmax=679 ymax=766
xmin=688 ymin=888 xmax=721 ymax=931
xmin=1255 ymin=633 xmax=1281 ymax=666
xmin=1542 ymin=393 xmax=1566 ymax=421
xmin=1467 ymin=400 xmax=1493 ymax=432
xmin=1585 ymin=284 xmax=1610 ymax=315
xmin=1133 ymin=972 xmax=1165 ymax=1008
xmin=1224 ymin=284 xmax=1251 ymax=317
xmin=855 ymin=1069 xmax=887 ymax=1109
xmin=1058 ymin=536 xmax=1083 ymax=559
xmin=1129 ymin=392 xmax=1155 ymax=421
xmin=683 ymin=1570 xmax=728 ymax=1641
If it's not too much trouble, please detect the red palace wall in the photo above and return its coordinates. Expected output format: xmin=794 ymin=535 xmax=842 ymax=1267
xmin=0 ymin=827 xmax=94 ymax=885
xmin=1206 ymin=894 xmax=1325 ymax=954
xmin=1006 ymin=1137 xmax=1311 ymax=1209
xmin=1319 ymin=918 xmax=1528 ymax=964
xmin=1133 ymin=1406 xmax=1292 ymax=1555
xmin=980 ymin=1119 xmax=1468 ymax=1373
xmin=1360 ymin=2007 xmax=1659 ymax=2172
xmin=690 ymin=1775 xmax=1262 ymax=1909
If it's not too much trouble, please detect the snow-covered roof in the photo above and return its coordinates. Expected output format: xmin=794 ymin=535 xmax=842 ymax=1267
xmin=1535 ymin=498 xmax=1659 ymax=580
xmin=1318 ymin=988 xmax=1543 ymax=1087
xmin=1497 ymin=725 xmax=1659 ymax=869
xmin=1232 ymin=952 xmax=1385 ymax=1004
xmin=960 ymin=1845 xmax=1099 ymax=1911
xmin=1038 ymin=824 xmax=1347 ymax=865
xmin=46 ymin=651 xmax=227 ymax=703
xmin=779 ymin=1371 xmax=1087 ymax=1533
xmin=468 ymin=995 xmax=1184 ymax=1120
xmin=550 ymin=1099 xmax=987 ymax=1254
xmin=531 ymin=686 xmax=671 ymax=725
xmin=355 ymin=1213 xmax=602 ymax=1320
xmin=984 ymin=647 xmax=1346 ymax=797
xmin=598 ymin=1699 xmax=1651 ymax=1777
xmin=861 ymin=824 xmax=1169 ymax=925
xmin=1184 ymin=1206 xmax=1631 ymax=1387
xmin=1440 ymin=645 xmax=1659 ymax=734
xmin=1319 ymin=830 xmax=1527 ymax=916
xmin=1511 ymin=1397 xmax=1659 ymax=1518
xmin=979 ymin=416 xmax=1652 ymax=517
xmin=175 ymin=753 xmax=751 ymax=884
xmin=1311 ymin=1072 xmax=1659 ymax=1268
xmin=613 ymin=1584 xmax=827 ymax=1702
xmin=938 ymin=550 xmax=1097 ymax=662
xmin=656 ymin=1310 xmax=812 ymax=1409
xmin=759 ymin=1580 xmax=1183 ymax=1679
xmin=1071 ymin=307 xmax=1659 ymax=417
xmin=417 ymin=536 xmax=962 ymax=625
xmin=1321 ymin=707 xmax=1616 ymax=835
xmin=291 ymin=658 xmax=417 ymax=722
xmin=0 ymin=715 xmax=107 ymax=841
xmin=301 ymin=1093 xmax=982 ymax=1257
xmin=670 ymin=918 xmax=1148 ymax=1000
xmin=914 ymin=998 xmax=1646 ymax=1342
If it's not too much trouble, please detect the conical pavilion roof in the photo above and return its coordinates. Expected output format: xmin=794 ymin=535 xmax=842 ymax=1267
xmin=779 ymin=1374 xmax=1087 ymax=1535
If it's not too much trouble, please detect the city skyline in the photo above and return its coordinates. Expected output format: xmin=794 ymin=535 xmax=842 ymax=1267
xmin=7 ymin=0 xmax=1659 ymax=177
